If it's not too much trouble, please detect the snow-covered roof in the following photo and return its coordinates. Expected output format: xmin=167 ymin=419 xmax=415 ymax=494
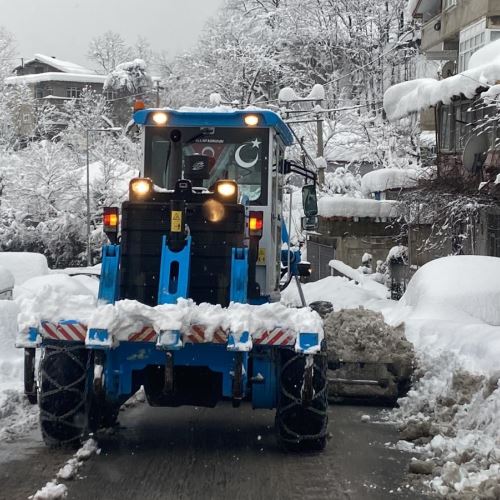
xmin=5 ymin=72 xmax=106 ymax=85
xmin=384 ymin=39 xmax=500 ymax=121
xmin=17 ymin=54 xmax=94 ymax=75
xmin=318 ymin=196 xmax=399 ymax=219
xmin=361 ymin=168 xmax=420 ymax=195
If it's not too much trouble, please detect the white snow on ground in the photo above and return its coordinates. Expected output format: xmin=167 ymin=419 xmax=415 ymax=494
xmin=30 ymin=438 xmax=100 ymax=499
xmin=384 ymin=39 xmax=500 ymax=120
xmin=0 ymin=252 xmax=49 ymax=285
xmin=31 ymin=481 xmax=68 ymax=500
xmin=0 ymin=258 xmax=99 ymax=442
xmin=0 ymin=299 xmax=39 ymax=441
xmin=318 ymin=196 xmax=399 ymax=219
xmin=0 ymin=265 xmax=14 ymax=295
xmin=384 ymin=256 xmax=500 ymax=497
xmin=281 ymin=275 xmax=390 ymax=312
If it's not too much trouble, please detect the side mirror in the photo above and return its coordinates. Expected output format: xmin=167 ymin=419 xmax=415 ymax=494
xmin=301 ymin=215 xmax=319 ymax=231
xmin=281 ymin=159 xmax=292 ymax=175
xmin=302 ymin=184 xmax=318 ymax=217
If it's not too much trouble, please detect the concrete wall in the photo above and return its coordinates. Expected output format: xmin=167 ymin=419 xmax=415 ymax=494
xmin=421 ymin=0 xmax=497 ymax=51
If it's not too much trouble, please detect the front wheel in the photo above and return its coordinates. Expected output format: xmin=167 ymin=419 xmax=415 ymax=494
xmin=275 ymin=346 xmax=329 ymax=452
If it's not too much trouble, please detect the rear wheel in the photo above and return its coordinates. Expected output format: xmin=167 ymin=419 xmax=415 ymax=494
xmin=39 ymin=343 xmax=97 ymax=447
xmin=275 ymin=346 xmax=329 ymax=452
xmin=24 ymin=348 xmax=38 ymax=405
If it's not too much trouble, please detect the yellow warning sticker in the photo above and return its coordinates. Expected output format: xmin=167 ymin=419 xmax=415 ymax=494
xmin=257 ymin=247 xmax=266 ymax=265
xmin=171 ymin=211 xmax=182 ymax=232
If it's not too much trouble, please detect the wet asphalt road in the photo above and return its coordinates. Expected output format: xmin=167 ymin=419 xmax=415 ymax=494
xmin=0 ymin=403 xmax=430 ymax=500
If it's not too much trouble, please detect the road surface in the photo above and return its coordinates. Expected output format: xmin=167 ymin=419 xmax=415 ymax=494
xmin=0 ymin=402 xmax=430 ymax=499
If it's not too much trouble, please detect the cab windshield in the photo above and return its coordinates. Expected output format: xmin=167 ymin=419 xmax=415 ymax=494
xmin=145 ymin=127 xmax=269 ymax=205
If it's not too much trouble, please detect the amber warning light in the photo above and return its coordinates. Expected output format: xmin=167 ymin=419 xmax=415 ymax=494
xmin=103 ymin=207 xmax=119 ymax=243
xmin=249 ymin=210 xmax=263 ymax=237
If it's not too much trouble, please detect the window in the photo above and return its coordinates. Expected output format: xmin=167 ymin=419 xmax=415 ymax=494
xmin=104 ymin=90 xmax=116 ymax=100
xmin=35 ymin=86 xmax=43 ymax=99
xmin=439 ymin=105 xmax=452 ymax=151
xmin=66 ymin=87 xmax=81 ymax=98
xmin=145 ymin=127 xmax=269 ymax=205
xmin=45 ymin=87 xmax=53 ymax=97
xmin=443 ymin=0 xmax=456 ymax=9
xmin=459 ymin=18 xmax=487 ymax=71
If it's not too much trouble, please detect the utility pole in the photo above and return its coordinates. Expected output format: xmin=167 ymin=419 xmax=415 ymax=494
xmin=315 ymin=100 xmax=325 ymax=188
xmin=155 ymin=80 xmax=161 ymax=107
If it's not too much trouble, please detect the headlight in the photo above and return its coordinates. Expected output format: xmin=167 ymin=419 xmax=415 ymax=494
xmin=151 ymin=112 xmax=168 ymax=126
xmin=130 ymin=178 xmax=153 ymax=198
xmin=244 ymin=114 xmax=259 ymax=126
xmin=203 ymin=199 xmax=225 ymax=222
xmin=216 ymin=180 xmax=237 ymax=198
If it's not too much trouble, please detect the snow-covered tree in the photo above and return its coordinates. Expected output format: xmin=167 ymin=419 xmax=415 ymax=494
xmin=87 ymin=31 xmax=134 ymax=74
xmin=104 ymin=59 xmax=153 ymax=96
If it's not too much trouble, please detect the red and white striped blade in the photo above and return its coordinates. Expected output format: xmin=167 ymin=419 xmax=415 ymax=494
xmin=183 ymin=325 xmax=228 ymax=344
xmin=41 ymin=322 xmax=87 ymax=342
xmin=253 ymin=328 xmax=295 ymax=346
xmin=128 ymin=326 xmax=157 ymax=342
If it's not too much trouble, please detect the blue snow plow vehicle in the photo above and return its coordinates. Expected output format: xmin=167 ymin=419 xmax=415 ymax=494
xmin=20 ymin=108 xmax=328 ymax=451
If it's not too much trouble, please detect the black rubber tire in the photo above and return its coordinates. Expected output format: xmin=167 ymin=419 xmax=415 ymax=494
xmin=39 ymin=343 xmax=97 ymax=447
xmin=275 ymin=346 xmax=329 ymax=452
xmin=24 ymin=348 xmax=38 ymax=405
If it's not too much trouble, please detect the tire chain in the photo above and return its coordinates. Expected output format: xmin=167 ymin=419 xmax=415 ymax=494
xmin=39 ymin=343 xmax=92 ymax=443
xmin=277 ymin=352 xmax=328 ymax=443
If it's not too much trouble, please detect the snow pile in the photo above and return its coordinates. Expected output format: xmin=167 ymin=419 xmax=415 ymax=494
xmin=361 ymin=168 xmax=420 ymax=195
xmin=318 ymin=196 xmax=399 ymax=219
xmin=384 ymin=39 xmax=500 ymax=120
xmin=0 ymin=252 xmax=49 ymax=285
xmin=0 ymin=389 xmax=39 ymax=442
xmin=15 ymin=274 xmax=97 ymax=335
xmin=0 ymin=265 xmax=14 ymax=297
xmin=329 ymin=259 xmax=365 ymax=283
xmin=31 ymin=438 xmax=100 ymax=498
xmin=31 ymin=481 xmax=68 ymax=500
xmin=325 ymin=308 xmax=415 ymax=365
xmin=57 ymin=438 xmax=100 ymax=480
xmin=281 ymin=275 xmax=390 ymax=312
xmin=385 ymin=256 xmax=500 ymax=496
xmin=0 ymin=300 xmax=23 ymax=386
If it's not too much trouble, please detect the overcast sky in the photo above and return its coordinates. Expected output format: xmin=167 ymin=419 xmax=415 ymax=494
xmin=0 ymin=0 xmax=224 ymax=69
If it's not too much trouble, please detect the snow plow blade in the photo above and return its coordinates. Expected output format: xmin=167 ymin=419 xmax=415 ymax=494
xmin=328 ymin=360 xmax=413 ymax=405
xmin=322 ymin=307 xmax=416 ymax=406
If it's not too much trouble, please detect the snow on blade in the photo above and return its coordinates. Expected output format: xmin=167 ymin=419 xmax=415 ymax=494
xmin=87 ymin=299 xmax=324 ymax=346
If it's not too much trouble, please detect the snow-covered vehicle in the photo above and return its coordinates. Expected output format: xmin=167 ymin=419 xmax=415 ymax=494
xmin=18 ymin=109 xmax=328 ymax=451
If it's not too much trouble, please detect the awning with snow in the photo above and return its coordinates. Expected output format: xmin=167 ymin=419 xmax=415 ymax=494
xmin=384 ymin=40 xmax=500 ymax=121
